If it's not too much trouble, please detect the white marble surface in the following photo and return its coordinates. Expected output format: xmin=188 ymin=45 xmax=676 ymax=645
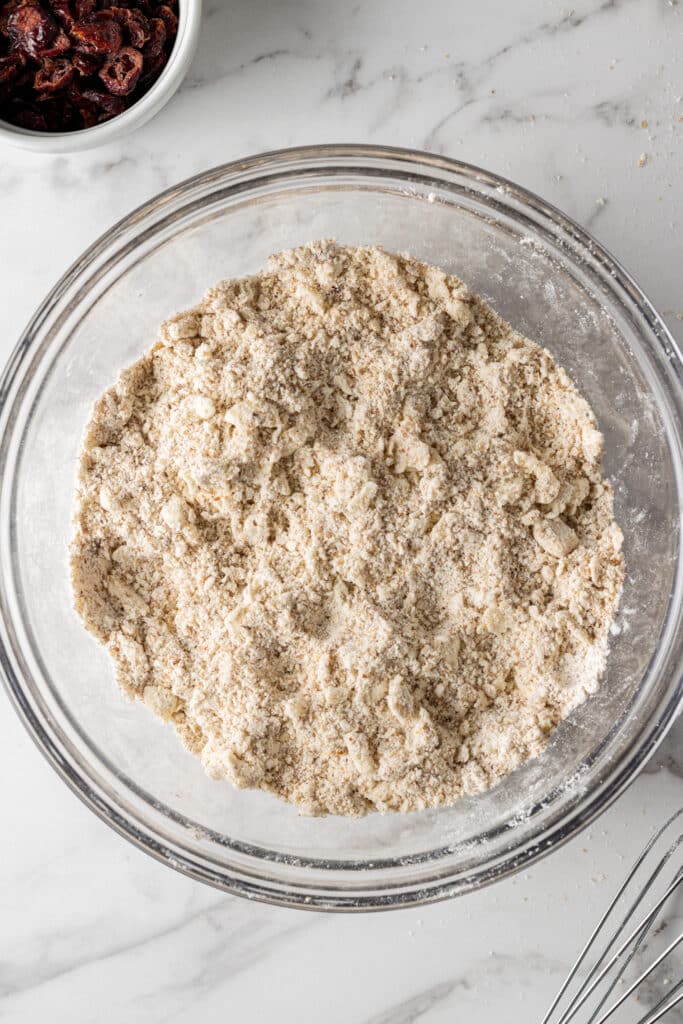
xmin=1 ymin=1 xmax=682 ymax=1021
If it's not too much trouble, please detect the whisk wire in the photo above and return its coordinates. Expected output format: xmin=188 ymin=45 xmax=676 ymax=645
xmin=541 ymin=810 xmax=683 ymax=1024
xmin=592 ymin=931 xmax=683 ymax=1024
xmin=560 ymin=875 xmax=683 ymax=1024
xmin=636 ymin=978 xmax=683 ymax=1024
xmin=542 ymin=808 xmax=683 ymax=1024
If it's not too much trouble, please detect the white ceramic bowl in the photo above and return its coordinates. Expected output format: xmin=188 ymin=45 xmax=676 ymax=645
xmin=0 ymin=0 xmax=202 ymax=153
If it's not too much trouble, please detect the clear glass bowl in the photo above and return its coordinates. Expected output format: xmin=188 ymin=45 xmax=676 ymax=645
xmin=1 ymin=145 xmax=682 ymax=911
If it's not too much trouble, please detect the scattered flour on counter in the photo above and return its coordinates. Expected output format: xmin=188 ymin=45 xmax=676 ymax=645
xmin=71 ymin=242 xmax=624 ymax=816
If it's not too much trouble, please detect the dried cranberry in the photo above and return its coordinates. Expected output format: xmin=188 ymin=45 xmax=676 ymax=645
xmin=66 ymin=75 xmax=81 ymax=98
xmin=34 ymin=54 xmax=73 ymax=91
xmin=42 ymin=26 xmax=70 ymax=55
xmin=0 ymin=0 xmax=176 ymax=131
xmin=12 ymin=102 xmax=48 ymax=129
xmin=55 ymin=100 xmax=76 ymax=127
xmin=0 ymin=0 xmax=23 ymax=38
xmin=98 ymin=43 xmax=140 ymax=94
xmin=77 ymin=100 xmax=98 ymax=125
xmin=138 ymin=43 xmax=164 ymax=87
xmin=80 ymin=85 xmax=106 ymax=103
xmin=71 ymin=11 xmax=122 ymax=54
xmin=154 ymin=5 xmax=176 ymax=38
xmin=72 ymin=48 xmax=99 ymax=74
xmin=37 ymin=95 xmax=70 ymax=127
xmin=81 ymin=84 xmax=124 ymax=118
xmin=0 ymin=50 xmax=26 ymax=85
xmin=10 ymin=63 xmax=33 ymax=90
xmin=47 ymin=0 xmax=74 ymax=31
xmin=8 ymin=3 xmax=59 ymax=58
xmin=107 ymin=7 xmax=148 ymax=47
xmin=141 ymin=15 xmax=164 ymax=57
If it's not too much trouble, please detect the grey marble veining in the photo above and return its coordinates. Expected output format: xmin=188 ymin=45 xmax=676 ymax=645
xmin=0 ymin=0 xmax=682 ymax=1021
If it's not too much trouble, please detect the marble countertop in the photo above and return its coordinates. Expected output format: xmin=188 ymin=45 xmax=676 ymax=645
xmin=1 ymin=1 xmax=682 ymax=1021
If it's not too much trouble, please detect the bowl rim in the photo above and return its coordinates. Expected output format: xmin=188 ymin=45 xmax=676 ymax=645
xmin=1 ymin=143 xmax=682 ymax=910
xmin=0 ymin=0 xmax=202 ymax=153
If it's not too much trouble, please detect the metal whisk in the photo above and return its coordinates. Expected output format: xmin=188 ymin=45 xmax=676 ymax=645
xmin=542 ymin=808 xmax=683 ymax=1024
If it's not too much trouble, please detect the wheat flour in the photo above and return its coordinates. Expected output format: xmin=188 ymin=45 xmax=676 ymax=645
xmin=71 ymin=242 xmax=624 ymax=816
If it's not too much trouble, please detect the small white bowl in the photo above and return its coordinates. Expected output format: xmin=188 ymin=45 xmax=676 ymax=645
xmin=0 ymin=0 xmax=202 ymax=153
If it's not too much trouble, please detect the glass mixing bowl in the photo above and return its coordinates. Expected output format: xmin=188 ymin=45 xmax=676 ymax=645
xmin=1 ymin=145 xmax=682 ymax=910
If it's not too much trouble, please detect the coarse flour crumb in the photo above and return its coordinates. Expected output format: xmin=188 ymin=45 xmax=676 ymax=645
xmin=71 ymin=242 xmax=624 ymax=816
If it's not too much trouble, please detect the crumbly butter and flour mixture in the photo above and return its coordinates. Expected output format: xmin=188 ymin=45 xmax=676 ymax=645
xmin=71 ymin=242 xmax=624 ymax=817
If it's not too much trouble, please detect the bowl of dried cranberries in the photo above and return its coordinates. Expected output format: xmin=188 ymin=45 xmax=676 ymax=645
xmin=0 ymin=0 xmax=201 ymax=150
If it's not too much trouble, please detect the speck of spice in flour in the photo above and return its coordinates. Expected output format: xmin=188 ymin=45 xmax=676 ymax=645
xmin=70 ymin=242 xmax=624 ymax=817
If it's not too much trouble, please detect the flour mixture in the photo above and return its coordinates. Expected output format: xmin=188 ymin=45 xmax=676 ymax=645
xmin=71 ymin=242 xmax=624 ymax=816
